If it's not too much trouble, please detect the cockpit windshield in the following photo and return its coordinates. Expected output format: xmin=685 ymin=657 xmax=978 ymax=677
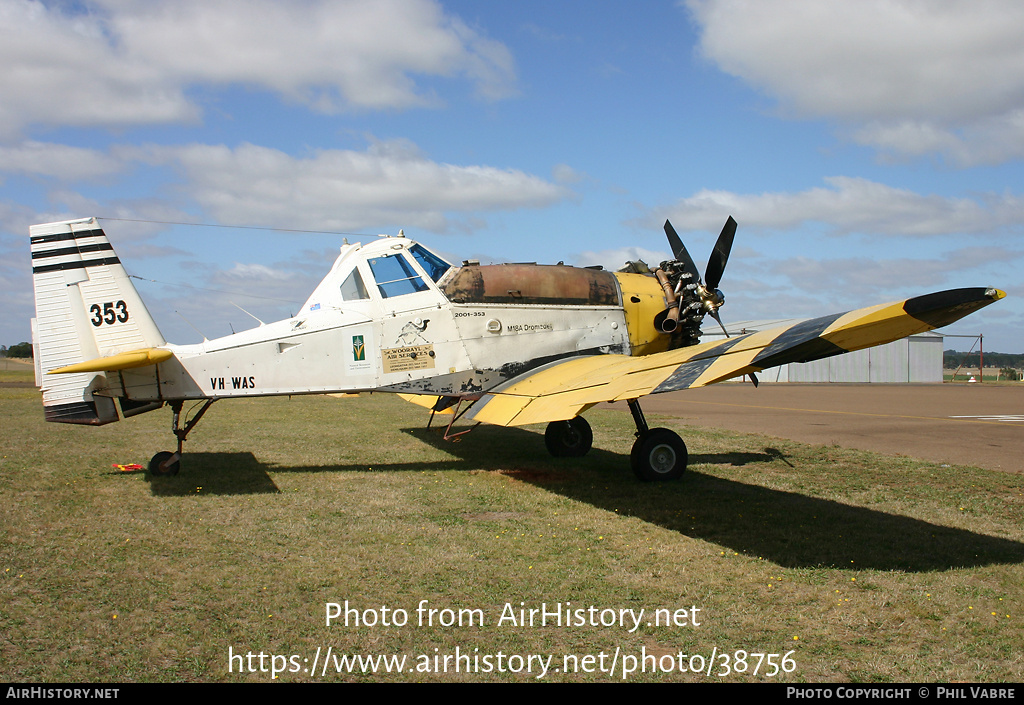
xmin=367 ymin=253 xmax=430 ymax=298
xmin=409 ymin=244 xmax=452 ymax=282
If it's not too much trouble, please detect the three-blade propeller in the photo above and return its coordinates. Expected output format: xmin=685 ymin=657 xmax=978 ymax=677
xmin=662 ymin=216 xmax=756 ymax=386
xmin=663 ymin=216 xmax=736 ymax=336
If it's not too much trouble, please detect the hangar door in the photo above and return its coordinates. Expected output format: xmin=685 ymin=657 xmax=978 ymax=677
xmin=785 ymin=333 xmax=942 ymax=383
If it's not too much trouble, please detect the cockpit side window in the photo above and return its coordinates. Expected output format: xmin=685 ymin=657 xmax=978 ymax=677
xmin=367 ymin=253 xmax=429 ymax=298
xmin=409 ymin=244 xmax=452 ymax=282
xmin=340 ymin=267 xmax=370 ymax=301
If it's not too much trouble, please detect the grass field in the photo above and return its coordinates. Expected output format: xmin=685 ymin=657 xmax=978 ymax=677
xmin=2 ymin=364 xmax=1022 ymax=682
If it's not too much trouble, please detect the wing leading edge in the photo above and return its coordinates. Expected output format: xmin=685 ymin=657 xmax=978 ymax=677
xmin=466 ymin=287 xmax=1005 ymax=427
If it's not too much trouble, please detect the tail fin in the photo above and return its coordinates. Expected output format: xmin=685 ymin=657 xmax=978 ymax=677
xmin=30 ymin=217 xmax=165 ymax=424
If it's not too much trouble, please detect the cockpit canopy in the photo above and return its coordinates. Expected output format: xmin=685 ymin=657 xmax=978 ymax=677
xmin=302 ymin=238 xmax=455 ymax=312
xmin=366 ymin=244 xmax=452 ymax=299
xmin=303 ymin=235 xmax=621 ymax=314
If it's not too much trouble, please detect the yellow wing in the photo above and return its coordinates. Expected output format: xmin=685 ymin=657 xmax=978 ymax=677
xmin=466 ymin=287 xmax=1005 ymax=427
xmin=397 ymin=393 xmax=456 ymax=414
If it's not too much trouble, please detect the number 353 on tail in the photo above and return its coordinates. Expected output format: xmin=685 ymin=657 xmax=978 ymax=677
xmin=30 ymin=216 xmax=1003 ymax=481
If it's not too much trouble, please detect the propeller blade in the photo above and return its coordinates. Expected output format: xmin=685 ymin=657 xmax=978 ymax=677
xmin=663 ymin=219 xmax=684 ymax=259
xmin=663 ymin=220 xmax=701 ymax=284
xmin=704 ymin=216 xmax=736 ymax=290
xmin=709 ymin=308 xmax=729 ymax=338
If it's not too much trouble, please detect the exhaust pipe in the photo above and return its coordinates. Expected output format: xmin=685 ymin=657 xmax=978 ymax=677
xmin=655 ymin=269 xmax=680 ymax=333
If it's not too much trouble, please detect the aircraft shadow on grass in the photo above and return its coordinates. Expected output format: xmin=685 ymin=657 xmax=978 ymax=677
xmin=146 ymin=424 xmax=1024 ymax=573
xmin=146 ymin=452 xmax=282 ymax=497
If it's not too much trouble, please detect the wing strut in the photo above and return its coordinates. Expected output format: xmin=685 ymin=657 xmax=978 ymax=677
xmin=428 ymin=398 xmax=481 ymax=441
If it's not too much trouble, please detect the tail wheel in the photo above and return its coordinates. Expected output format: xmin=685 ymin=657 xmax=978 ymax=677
xmin=631 ymin=428 xmax=687 ymax=481
xmin=149 ymin=451 xmax=180 ymax=477
xmin=544 ymin=417 xmax=593 ymax=457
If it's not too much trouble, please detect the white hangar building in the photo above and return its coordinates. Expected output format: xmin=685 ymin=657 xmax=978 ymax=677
xmin=763 ymin=332 xmax=944 ymax=383
xmin=707 ymin=324 xmax=945 ymax=383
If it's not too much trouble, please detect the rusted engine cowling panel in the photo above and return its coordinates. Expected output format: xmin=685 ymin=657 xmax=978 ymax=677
xmin=441 ymin=264 xmax=621 ymax=306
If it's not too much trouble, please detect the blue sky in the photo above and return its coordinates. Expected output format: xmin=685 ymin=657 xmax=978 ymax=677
xmin=3 ymin=0 xmax=1021 ymax=351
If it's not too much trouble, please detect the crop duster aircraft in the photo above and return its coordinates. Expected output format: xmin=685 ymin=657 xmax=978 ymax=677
xmin=30 ymin=216 xmax=1003 ymax=481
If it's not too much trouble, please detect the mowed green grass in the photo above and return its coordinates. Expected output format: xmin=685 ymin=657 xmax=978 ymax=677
xmin=2 ymin=369 xmax=1022 ymax=682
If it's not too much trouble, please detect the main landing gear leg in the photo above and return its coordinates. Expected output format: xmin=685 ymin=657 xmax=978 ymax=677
xmin=148 ymin=399 xmax=217 ymax=477
xmin=626 ymin=398 xmax=687 ymax=481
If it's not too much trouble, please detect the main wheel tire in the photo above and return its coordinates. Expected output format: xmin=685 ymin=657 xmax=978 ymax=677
xmin=149 ymin=451 xmax=180 ymax=477
xmin=544 ymin=417 xmax=593 ymax=457
xmin=630 ymin=428 xmax=687 ymax=481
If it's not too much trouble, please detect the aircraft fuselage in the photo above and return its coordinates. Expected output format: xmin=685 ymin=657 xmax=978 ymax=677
xmin=111 ymin=236 xmax=669 ymax=405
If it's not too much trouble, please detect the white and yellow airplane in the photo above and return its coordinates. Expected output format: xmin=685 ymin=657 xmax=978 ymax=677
xmin=30 ymin=216 xmax=1003 ymax=481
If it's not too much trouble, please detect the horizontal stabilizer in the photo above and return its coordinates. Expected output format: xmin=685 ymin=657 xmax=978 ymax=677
xmin=48 ymin=348 xmax=173 ymax=375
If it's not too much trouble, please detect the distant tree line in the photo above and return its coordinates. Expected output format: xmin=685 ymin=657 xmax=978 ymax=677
xmin=1 ymin=342 xmax=32 ymax=358
xmin=944 ymin=349 xmax=1024 ymax=369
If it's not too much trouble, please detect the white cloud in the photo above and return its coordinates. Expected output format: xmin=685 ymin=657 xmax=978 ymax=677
xmin=686 ymin=0 xmax=1024 ymax=164
xmin=704 ymin=246 xmax=1020 ymax=326
xmin=552 ymin=163 xmax=585 ymax=185
xmin=575 ymin=246 xmax=670 ymax=271
xmin=0 ymin=0 xmax=516 ymax=136
xmin=852 ymin=111 xmax=1024 ymax=165
xmin=129 ymin=138 xmax=570 ymax=233
xmin=0 ymin=141 xmax=124 ymax=180
xmin=652 ymin=176 xmax=1024 ymax=236
xmin=0 ymin=201 xmax=47 ymax=343
xmin=769 ymin=248 xmax=1021 ymax=295
xmin=0 ymin=0 xmax=199 ymax=136
xmin=0 ymin=199 xmax=40 ymax=240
